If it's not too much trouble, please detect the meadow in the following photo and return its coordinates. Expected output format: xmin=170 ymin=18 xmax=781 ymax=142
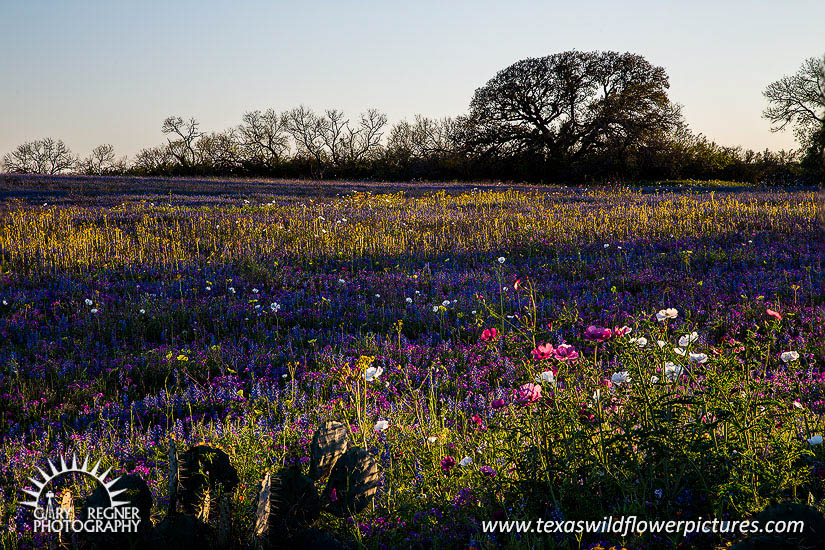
xmin=0 ymin=178 xmax=824 ymax=549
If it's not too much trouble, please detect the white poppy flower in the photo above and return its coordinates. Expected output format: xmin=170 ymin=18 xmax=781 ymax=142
xmin=808 ymin=435 xmax=823 ymax=446
xmin=364 ymin=366 xmax=384 ymax=382
xmin=656 ymin=308 xmax=678 ymax=322
xmin=688 ymin=353 xmax=708 ymax=364
xmin=539 ymin=370 xmax=556 ymax=386
xmin=678 ymin=332 xmax=699 ymax=348
xmin=374 ymin=420 xmax=389 ymax=432
xmin=780 ymin=351 xmax=800 ymax=363
xmin=459 ymin=456 xmax=473 ymax=467
xmin=631 ymin=337 xmax=648 ymax=348
xmin=664 ymin=362 xmax=683 ymax=381
xmin=611 ymin=371 xmax=631 ymax=385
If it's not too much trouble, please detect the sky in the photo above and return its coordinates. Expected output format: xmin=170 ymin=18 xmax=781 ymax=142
xmin=1 ymin=0 xmax=823 ymax=159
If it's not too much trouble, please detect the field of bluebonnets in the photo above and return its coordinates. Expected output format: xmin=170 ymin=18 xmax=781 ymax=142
xmin=0 ymin=177 xmax=824 ymax=549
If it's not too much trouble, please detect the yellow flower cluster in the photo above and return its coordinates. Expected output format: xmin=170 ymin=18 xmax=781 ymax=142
xmin=0 ymin=190 xmax=819 ymax=270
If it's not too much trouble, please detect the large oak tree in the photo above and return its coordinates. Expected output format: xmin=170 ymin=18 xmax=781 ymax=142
xmin=763 ymin=55 xmax=825 ymax=176
xmin=467 ymin=50 xmax=682 ymax=167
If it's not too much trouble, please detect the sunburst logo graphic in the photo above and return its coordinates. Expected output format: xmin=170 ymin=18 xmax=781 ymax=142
xmin=20 ymin=454 xmax=129 ymax=510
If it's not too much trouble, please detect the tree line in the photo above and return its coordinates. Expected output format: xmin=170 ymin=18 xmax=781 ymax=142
xmin=3 ymin=50 xmax=823 ymax=184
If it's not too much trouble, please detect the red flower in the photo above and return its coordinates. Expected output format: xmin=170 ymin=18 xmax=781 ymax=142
xmin=613 ymin=325 xmax=632 ymax=337
xmin=552 ymin=344 xmax=579 ymax=362
xmin=585 ymin=325 xmax=612 ymax=342
xmin=767 ymin=308 xmax=782 ymax=321
xmin=578 ymin=404 xmax=597 ymax=424
xmin=480 ymin=328 xmax=499 ymax=342
xmin=441 ymin=456 xmax=457 ymax=472
xmin=515 ymin=383 xmax=542 ymax=407
xmin=531 ymin=343 xmax=555 ymax=360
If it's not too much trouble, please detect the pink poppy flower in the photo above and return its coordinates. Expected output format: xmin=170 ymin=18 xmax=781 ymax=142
xmin=480 ymin=327 xmax=499 ymax=342
xmin=578 ymin=404 xmax=597 ymax=424
xmin=552 ymin=344 xmax=579 ymax=362
xmin=767 ymin=308 xmax=782 ymax=321
xmin=613 ymin=326 xmax=632 ymax=337
xmin=441 ymin=456 xmax=457 ymax=472
xmin=491 ymin=398 xmax=506 ymax=410
xmin=585 ymin=325 xmax=612 ymax=342
xmin=531 ymin=342 xmax=555 ymax=360
xmin=515 ymin=383 xmax=542 ymax=406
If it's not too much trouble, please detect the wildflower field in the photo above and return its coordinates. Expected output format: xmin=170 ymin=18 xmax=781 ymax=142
xmin=0 ymin=179 xmax=824 ymax=549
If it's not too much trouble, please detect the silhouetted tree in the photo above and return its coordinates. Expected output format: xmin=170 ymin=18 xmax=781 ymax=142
xmin=764 ymin=55 xmax=825 ymax=179
xmin=132 ymin=145 xmax=174 ymax=174
xmin=162 ymin=116 xmax=202 ymax=168
xmin=237 ymin=109 xmax=290 ymax=169
xmin=81 ymin=144 xmax=118 ymax=175
xmin=764 ymin=56 xmax=825 ymax=143
xmin=284 ymin=106 xmax=326 ymax=174
xmin=343 ymin=108 xmax=387 ymax=163
xmin=466 ymin=50 xmax=683 ymax=177
xmin=283 ymin=107 xmax=387 ymax=174
xmin=2 ymin=138 xmax=76 ymax=174
xmin=196 ymin=130 xmax=242 ymax=173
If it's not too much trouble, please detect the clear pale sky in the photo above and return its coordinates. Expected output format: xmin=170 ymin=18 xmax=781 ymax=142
xmin=1 ymin=0 xmax=822 ymax=159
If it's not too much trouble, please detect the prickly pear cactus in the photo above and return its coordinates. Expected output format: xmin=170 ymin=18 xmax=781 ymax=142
xmin=268 ymin=469 xmax=320 ymax=526
xmin=321 ymin=447 xmax=379 ymax=517
xmin=310 ymin=421 xmax=348 ymax=480
xmin=58 ymin=490 xmax=75 ymax=548
xmin=154 ymin=513 xmax=214 ymax=550
xmin=253 ymin=472 xmax=274 ymax=542
xmin=253 ymin=468 xmax=323 ymax=548
xmin=753 ymin=502 xmax=825 ymax=549
xmin=82 ymin=474 xmax=154 ymax=549
xmin=168 ymin=438 xmax=179 ymax=515
xmin=176 ymin=445 xmax=239 ymax=519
